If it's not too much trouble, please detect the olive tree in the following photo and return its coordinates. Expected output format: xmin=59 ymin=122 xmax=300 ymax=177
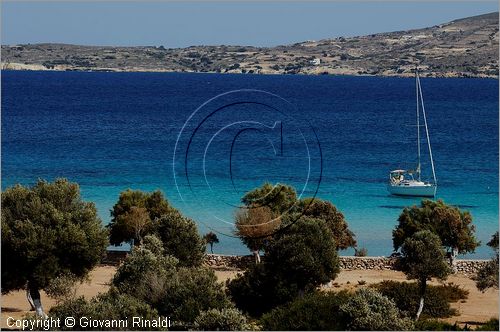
xmin=298 ymin=198 xmax=356 ymax=250
xmin=108 ymin=189 xmax=174 ymax=246
xmin=236 ymin=183 xmax=356 ymax=262
xmin=109 ymin=190 xmax=205 ymax=267
xmin=241 ymin=182 xmax=297 ymax=214
xmin=400 ymin=230 xmax=451 ymax=320
xmin=228 ymin=216 xmax=340 ymax=316
xmin=393 ymin=200 xmax=479 ymax=269
xmin=1 ymin=179 xmax=108 ymax=318
xmin=475 ymin=231 xmax=499 ymax=291
xmin=154 ymin=211 xmax=206 ymax=267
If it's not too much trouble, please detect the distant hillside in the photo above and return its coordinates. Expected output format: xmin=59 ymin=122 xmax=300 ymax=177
xmin=1 ymin=12 xmax=498 ymax=77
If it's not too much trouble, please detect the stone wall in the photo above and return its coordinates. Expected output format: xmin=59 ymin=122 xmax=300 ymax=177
xmin=204 ymin=254 xmax=254 ymax=270
xmin=202 ymin=254 xmax=489 ymax=277
xmin=104 ymin=252 xmax=489 ymax=277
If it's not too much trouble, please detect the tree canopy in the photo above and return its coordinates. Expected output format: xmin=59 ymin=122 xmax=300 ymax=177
xmin=108 ymin=189 xmax=175 ymax=246
xmin=235 ymin=183 xmax=356 ymax=259
xmin=1 ymin=179 xmax=108 ymax=316
xmin=298 ymin=198 xmax=357 ymax=250
xmin=241 ymin=182 xmax=297 ymax=215
xmin=393 ymin=199 xmax=479 ymax=266
xmin=109 ymin=190 xmax=205 ymax=267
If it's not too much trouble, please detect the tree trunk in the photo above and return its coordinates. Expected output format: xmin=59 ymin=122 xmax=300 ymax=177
xmin=416 ymin=280 xmax=427 ymax=321
xmin=27 ymin=282 xmax=47 ymax=319
xmin=210 ymin=244 xmax=214 ymax=254
xmin=449 ymin=247 xmax=458 ymax=273
xmin=26 ymin=288 xmax=35 ymax=311
xmin=252 ymin=250 xmax=261 ymax=264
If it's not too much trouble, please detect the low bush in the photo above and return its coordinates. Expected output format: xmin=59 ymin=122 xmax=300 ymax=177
xmin=415 ymin=319 xmax=470 ymax=331
xmin=476 ymin=318 xmax=499 ymax=331
xmin=260 ymin=291 xmax=350 ymax=330
xmin=194 ymin=308 xmax=250 ymax=331
xmin=340 ymin=288 xmax=414 ymax=331
xmin=373 ymin=281 xmax=469 ymax=319
xmin=49 ymin=289 xmax=160 ymax=331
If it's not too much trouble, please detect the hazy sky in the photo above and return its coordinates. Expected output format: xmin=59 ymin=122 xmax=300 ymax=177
xmin=2 ymin=1 xmax=498 ymax=47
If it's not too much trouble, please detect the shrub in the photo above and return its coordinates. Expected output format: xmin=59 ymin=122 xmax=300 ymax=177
xmin=415 ymin=319 xmax=468 ymax=331
xmin=49 ymin=289 xmax=160 ymax=330
xmin=260 ymin=291 xmax=350 ymax=330
xmin=339 ymin=288 xmax=414 ymax=330
xmin=195 ymin=308 xmax=250 ymax=331
xmin=476 ymin=318 xmax=499 ymax=331
xmin=44 ymin=272 xmax=83 ymax=303
xmin=373 ymin=281 xmax=468 ymax=319
xmin=158 ymin=266 xmax=233 ymax=326
xmin=113 ymin=236 xmax=231 ymax=327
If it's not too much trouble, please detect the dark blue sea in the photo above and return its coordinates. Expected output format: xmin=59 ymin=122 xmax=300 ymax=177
xmin=2 ymin=71 xmax=498 ymax=258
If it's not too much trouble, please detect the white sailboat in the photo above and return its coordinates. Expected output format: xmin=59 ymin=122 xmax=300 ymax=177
xmin=387 ymin=69 xmax=437 ymax=197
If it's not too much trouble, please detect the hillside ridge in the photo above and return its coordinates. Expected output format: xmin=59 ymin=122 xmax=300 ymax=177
xmin=2 ymin=12 xmax=498 ymax=78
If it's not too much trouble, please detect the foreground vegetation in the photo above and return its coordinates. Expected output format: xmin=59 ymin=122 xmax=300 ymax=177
xmin=1 ymin=179 xmax=498 ymax=331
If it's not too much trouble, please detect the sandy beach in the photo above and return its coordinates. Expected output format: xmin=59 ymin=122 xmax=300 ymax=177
xmin=1 ymin=265 xmax=497 ymax=329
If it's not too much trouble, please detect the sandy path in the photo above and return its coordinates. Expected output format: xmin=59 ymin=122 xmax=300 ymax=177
xmin=1 ymin=266 xmax=497 ymax=329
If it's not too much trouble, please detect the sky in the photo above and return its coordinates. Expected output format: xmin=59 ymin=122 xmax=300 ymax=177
xmin=1 ymin=1 xmax=498 ymax=47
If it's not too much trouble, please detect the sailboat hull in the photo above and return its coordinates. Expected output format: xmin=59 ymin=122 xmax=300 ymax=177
xmin=387 ymin=183 xmax=437 ymax=197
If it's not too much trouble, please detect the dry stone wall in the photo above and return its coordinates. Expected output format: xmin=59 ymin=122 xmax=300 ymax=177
xmin=202 ymin=254 xmax=489 ymax=276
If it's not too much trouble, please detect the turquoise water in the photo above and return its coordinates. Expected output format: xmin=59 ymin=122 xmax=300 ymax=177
xmin=2 ymin=71 xmax=498 ymax=257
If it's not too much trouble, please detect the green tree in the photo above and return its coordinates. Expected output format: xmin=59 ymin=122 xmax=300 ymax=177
xmin=110 ymin=189 xmax=205 ymax=267
xmin=265 ymin=216 xmax=340 ymax=293
xmin=393 ymin=200 xmax=479 ymax=269
xmin=1 ymin=179 xmax=108 ymax=318
xmin=241 ymin=182 xmax=297 ymax=214
xmin=340 ymin=288 xmax=414 ymax=330
xmin=108 ymin=189 xmax=174 ymax=245
xmin=475 ymin=231 xmax=499 ymax=292
xmin=203 ymin=231 xmax=219 ymax=254
xmin=154 ymin=210 xmax=206 ymax=267
xmin=228 ymin=216 xmax=340 ymax=316
xmin=400 ymin=230 xmax=451 ymax=320
xmin=298 ymin=198 xmax=356 ymax=250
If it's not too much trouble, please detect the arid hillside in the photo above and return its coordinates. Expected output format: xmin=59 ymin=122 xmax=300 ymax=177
xmin=1 ymin=12 xmax=498 ymax=77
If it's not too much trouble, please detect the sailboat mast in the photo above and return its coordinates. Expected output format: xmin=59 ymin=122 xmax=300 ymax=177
xmin=416 ymin=69 xmax=421 ymax=181
xmin=417 ymin=74 xmax=437 ymax=185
